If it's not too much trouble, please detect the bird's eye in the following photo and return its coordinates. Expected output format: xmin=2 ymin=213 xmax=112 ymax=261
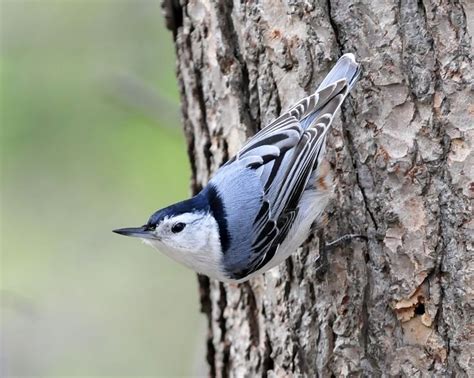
xmin=171 ymin=222 xmax=186 ymax=233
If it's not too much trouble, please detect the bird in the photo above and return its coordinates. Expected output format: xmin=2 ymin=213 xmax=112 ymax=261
xmin=114 ymin=53 xmax=361 ymax=283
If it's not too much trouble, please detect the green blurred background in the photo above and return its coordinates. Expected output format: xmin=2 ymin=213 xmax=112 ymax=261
xmin=1 ymin=0 xmax=203 ymax=376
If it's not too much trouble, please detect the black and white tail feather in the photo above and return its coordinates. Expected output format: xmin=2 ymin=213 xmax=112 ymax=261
xmin=225 ymin=53 xmax=361 ymax=279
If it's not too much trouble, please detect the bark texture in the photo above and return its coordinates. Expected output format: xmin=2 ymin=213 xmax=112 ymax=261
xmin=163 ymin=0 xmax=473 ymax=376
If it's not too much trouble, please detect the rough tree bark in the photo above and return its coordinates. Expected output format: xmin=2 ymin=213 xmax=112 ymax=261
xmin=163 ymin=0 xmax=473 ymax=376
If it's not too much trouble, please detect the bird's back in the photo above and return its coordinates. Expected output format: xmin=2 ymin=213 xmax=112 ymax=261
xmin=211 ymin=54 xmax=360 ymax=281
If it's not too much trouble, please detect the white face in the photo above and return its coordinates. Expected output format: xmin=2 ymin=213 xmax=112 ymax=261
xmin=142 ymin=212 xmax=225 ymax=278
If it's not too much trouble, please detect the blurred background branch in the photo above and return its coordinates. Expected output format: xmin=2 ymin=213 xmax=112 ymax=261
xmin=0 ymin=0 xmax=203 ymax=376
xmin=101 ymin=70 xmax=180 ymax=128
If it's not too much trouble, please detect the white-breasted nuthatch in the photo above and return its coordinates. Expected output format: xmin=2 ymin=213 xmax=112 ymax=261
xmin=114 ymin=53 xmax=360 ymax=282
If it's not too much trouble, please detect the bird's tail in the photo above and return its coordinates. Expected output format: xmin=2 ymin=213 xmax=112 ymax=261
xmin=299 ymin=53 xmax=360 ymax=130
xmin=317 ymin=53 xmax=360 ymax=92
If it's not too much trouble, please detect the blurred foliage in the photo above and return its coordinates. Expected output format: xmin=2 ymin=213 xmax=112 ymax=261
xmin=1 ymin=0 xmax=202 ymax=376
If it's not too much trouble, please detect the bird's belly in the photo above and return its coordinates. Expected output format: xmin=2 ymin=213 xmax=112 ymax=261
xmin=271 ymin=188 xmax=331 ymax=267
xmin=241 ymin=185 xmax=332 ymax=282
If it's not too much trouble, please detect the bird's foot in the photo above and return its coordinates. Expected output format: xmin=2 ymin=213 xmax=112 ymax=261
xmin=325 ymin=233 xmax=367 ymax=251
xmin=315 ymin=231 xmax=367 ymax=280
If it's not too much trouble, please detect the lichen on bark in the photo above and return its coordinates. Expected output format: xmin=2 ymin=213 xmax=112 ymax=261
xmin=163 ymin=0 xmax=473 ymax=376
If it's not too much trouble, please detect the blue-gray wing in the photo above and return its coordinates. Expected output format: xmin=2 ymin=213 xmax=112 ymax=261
xmin=227 ymin=54 xmax=360 ymax=279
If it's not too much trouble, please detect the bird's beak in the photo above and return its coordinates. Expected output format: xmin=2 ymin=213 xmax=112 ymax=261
xmin=113 ymin=226 xmax=156 ymax=239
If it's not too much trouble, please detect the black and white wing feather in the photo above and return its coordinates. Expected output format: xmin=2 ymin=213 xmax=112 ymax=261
xmin=228 ymin=53 xmax=360 ymax=279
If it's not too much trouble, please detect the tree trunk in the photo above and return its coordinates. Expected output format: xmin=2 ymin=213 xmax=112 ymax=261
xmin=163 ymin=0 xmax=473 ymax=376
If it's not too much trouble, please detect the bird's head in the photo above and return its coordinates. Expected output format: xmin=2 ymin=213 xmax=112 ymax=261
xmin=113 ymin=189 xmax=227 ymax=278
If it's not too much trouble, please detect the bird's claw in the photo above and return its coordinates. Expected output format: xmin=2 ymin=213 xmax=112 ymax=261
xmin=325 ymin=233 xmax=367 ymax=251
xmin=315 ymin=231 xmax=367 ymax=280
